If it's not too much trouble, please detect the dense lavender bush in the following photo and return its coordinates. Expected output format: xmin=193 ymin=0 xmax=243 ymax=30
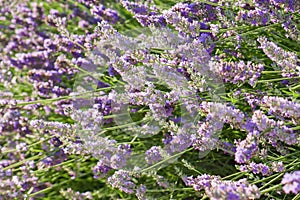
xmin=0 ymin=0 xmax=299 ymax=199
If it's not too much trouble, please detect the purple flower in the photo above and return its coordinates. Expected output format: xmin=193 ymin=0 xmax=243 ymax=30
xmin=259 ymin=96 xmax=300 ymax=124
xmin=281 ymin=171 xmax=300 ymax=194
xmin=136 ymin=185 xmax=147 ymax=200
xmin=184 ymin=175 xmax=260 ymax=199
xmin=145 ymin=146 xmax=163 ymax=165
xmin=93 ymin=161 xmax=112 ymax=179
xmin=234 ymin=130 xmax=260 ymax=164
xmin=209 ymin=59 xmax=264 ymax=86
xmin=108 ymin=170 xmax=136 ymax=194
xmin=258 ymin=37 xmax=300 ymax=78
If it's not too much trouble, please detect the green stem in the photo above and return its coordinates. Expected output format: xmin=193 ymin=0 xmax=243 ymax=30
xmin=2 ymin=136 xmax=54 ymax=154
xmin=33 ymin=158 xmax=79 ymax=173
xmin=261 ymin=71 xmax=283 ymax=74
xmin=260 ymin=184 xmax=282 ymax=195
xmin=222 ymin=171 xmax=245 ymax=180
xmin=15 ymin=87 xmax=113 ymax=107
xmin=146 ymin=187 xmax=194 ymax=193
xmin=291 ymin=126 xmax=300 ymax=130
xmin=259 ymin=173 xmax=283 ymax=190
xmin=217 ymin=23 xmax=280 ymax=43
xmin=102 ymin=109 xmax=149 ymax=119
xmin=101 ymin=119 xmax=148 ymax=132
xmin=292 ymin=192 xmax=300 ymax=200
xmin=291 ymin=84 xmax=300 ymax=90
xmin=28 ymin=173 xmax=90 ymax=197
xmin=2 ymin=154 xmax=45 ymax=171
xmin=140 ymin=148 xmax=193 ymax=173
xmin=257 ymin=76 xmax=300 ymax=83
xmin=269 ymin=151 xmax=299 ymax=161
xmin=252 ymin=172 xmax=277 ymax=184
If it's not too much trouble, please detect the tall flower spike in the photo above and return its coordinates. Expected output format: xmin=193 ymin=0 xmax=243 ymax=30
xmin=107 ymin=170 xmax=136 ymax=194
xmin=209 ymin=59 xmax=264 ymax=86
xmin=252 ymin=110 xmax=297 ymax=146
xmin=281 ymin=171 xmax=300 ymax=194
xmin=257 ymin=36 xmax=300 ymax=78
xmin=259 ymin=96 xmax=300 ymax=124
xmin=184 ymin=174 xmax=260 ymax=200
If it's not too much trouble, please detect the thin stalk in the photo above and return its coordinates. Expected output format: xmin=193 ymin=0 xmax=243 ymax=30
xmin=15 ymin=87 xmax=113 ymax=107
xmin=28 ymin=173 xmax=90 ymax=198
xmin=259 ymin=173 xmax=283 ymax=190
xmin=140 ymin=148 xmax=193 ymax=173
xmin=2 ymin=154 xmax=45 ymax=171
xmin=146 ymin=187 xmax=194 ymax=193
xmin=257 ymin=77 xmax=300 ymax=83
xmin=2 ymin=136 xmax=54 ymax=154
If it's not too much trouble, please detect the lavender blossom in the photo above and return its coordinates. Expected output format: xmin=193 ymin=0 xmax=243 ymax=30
xmin=121 ymin=0 xmax=166 ymax=26
xmin=281 ymin=171 xmax=300 ymax=194
xmin=251 ymin=110 xmax=297 ymax=146
xmin=258 ymin=37 xmax=300 ymax=77
xmin=193 ymin=121 xmax=222 ymax=152
xmin=90 ymin=4 xmax=120 ymax=24
xmin=184 ymin=175 xmax=260 ymax=199
xmin=236 ymin=9 xmax=270 ymax=26
xmin=235 ymin=130 xmax=260 ymax=164
xmin=209 ymin=59 xmax=264 ymax=86
xmin=162 ymin=9 xmax=208 ymax=38
xmin=108 ymin=170 xmax=136 ymax=194
xmin=93 ymin=160 xmax=112 ymax=179
xmin=241 ymin=162 xmax=271 ymax=176
xmin=259 ymin=96 xmax=300 ymax=124
xmin=145 ymin=146 xmax=163 ymax=165
xmin=164 ymin=122 xmax=197 ymax=155
xmin=136 ymin=184 xmax=147 ymax=200
xmin=200 ymin=102 xmax=246 ymax=129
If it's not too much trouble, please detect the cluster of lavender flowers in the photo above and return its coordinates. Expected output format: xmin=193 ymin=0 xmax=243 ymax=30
xmin=257 ymin=36 xmax=300 ymax=78
xmin=0 ymin=0 xmax=300 ymax=199
xmin=209 ymin=59 xmax=264 ymax=86
xmin=281 ymin=170 xmax=300 ymax=194
xmin=184 ymin=174 xmax=261 ymax=199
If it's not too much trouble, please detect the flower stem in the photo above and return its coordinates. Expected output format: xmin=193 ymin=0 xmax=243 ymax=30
xmin=140 ymin=147 xmax=193 ymax=173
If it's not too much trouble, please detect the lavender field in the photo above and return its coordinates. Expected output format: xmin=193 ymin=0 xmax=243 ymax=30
xmin=0 ymin=0 xmax=300 ymax=199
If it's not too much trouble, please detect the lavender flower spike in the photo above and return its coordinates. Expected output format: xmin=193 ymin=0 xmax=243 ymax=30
xmin=281 ymin=171 xmax=300 ymax=194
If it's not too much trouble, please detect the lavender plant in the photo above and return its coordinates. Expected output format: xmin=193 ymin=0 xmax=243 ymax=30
xmin=0 ymin=0 xmax=299 ymax=199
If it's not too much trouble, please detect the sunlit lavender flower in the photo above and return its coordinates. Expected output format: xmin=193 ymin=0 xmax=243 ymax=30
xmin=90 ymin=4 xmax=120 ymax=24
xmin=184 ymin=174 xmax=260 ymax=199
xmin=136 ymin=185 xmax=147 ymax=200
xmin=249 ymin=162 xmax=270 ymax=176
xmin=145 ymin=146 xmax=163 ymax=165
xmin=209 ymin=59 xmax=264 ymax=86
xmin=193 ymin=121 xmax=221 ymax=152
xmin=121 ymin=0 xmax=165 ymax=26
xmin=235 ymin=130 xmax=260 ymax=164
xmin=162 ymin=9 xmax=208 ymax=38
xmin=271 ymin=161 xmax=285 ymax=173
xmin=236 ymin=9 xmax=270 ymax=26
xmin=270 ymin=0 xmax=300 ymax=13
xmin=60 ymin=188 xmax=93 ymax=200
xmin=164 ymin=123 xmax=197 ymax=155
xmin=93 ymin=160 xmax=112 ymax=179
xmin=258 ymin=37 xmax=300 ymax=77
xmin=169 ymin=2 xmax=217 ymax=22
xmin=251 ymin=110 xmax=297 ymax=146
xmin=259 ymin=96 xmax=300 ymax=124
xmin=200 ymin=102 xmax=246 ymax=129
xmin=108 ymin=170 xmax=136 ymax=194
xmin=281 ymin=171 xmax=300 ymax=194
